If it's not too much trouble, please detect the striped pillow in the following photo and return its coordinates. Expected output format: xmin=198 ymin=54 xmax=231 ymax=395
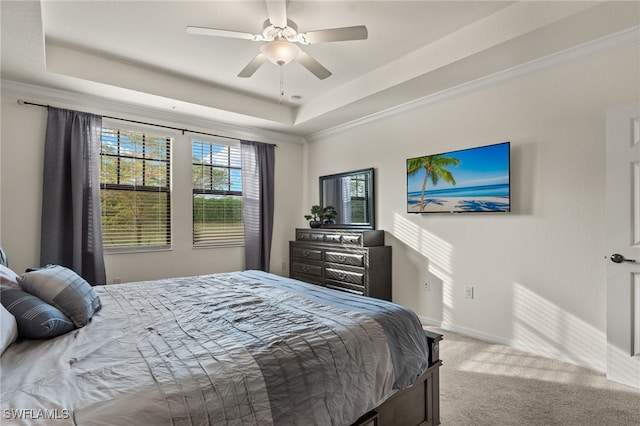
xmin=19 ymin=265 xmax=102 ymax=328
xmin=0 ymin=285 xmax=74 ymax=339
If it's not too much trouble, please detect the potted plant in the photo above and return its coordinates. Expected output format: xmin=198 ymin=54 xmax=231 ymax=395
xmin=304 ymin=205 xmax=339 ymax=227
xmin=304 ymin=205 xmax=323 ymax=228
xmin=322 ymin=205 xmax=338 ymax=224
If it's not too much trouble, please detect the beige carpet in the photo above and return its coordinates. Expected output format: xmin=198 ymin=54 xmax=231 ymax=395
xmin=430 ymin=327 xmax=640 ymax=425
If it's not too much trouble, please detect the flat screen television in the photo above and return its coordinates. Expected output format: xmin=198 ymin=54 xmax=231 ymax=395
xmin=406 ymin=141 xmax=510 ymax=213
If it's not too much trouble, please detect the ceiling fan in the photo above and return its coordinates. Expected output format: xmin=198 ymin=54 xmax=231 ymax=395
xmin=186 ymin=0 xmax=368 ymax=80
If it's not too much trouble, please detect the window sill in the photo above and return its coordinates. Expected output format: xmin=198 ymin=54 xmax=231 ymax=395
xmin=192 ymin=243 xmax=245 ymax=249
xmin=104 ymin=247 xmax=172 ymax=255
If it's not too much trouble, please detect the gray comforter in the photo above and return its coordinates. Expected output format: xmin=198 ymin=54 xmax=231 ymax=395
xmin=1 ymin=270 xmax=430 ymax=425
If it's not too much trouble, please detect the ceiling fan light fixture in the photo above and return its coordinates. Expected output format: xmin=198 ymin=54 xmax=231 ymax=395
xmin=187 ymin=5 xmax=368 ymax=79
xmin=260 ymin=40 xmax=301 ymax=65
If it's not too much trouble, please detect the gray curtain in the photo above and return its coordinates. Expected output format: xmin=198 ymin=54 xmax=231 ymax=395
xmin=240 ymin=140 xmax=275 ymax=272
xmin=325 ymin=177 xmax=352 ymax=224
xmin=41 ymin=107 xmax=106 ymax=285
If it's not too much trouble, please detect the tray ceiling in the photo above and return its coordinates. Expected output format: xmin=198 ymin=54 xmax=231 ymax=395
xmin=2 ymin=1 xmax=639 ymax=138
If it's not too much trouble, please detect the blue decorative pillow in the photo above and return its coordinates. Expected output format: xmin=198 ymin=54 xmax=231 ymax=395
xmin=0 ymin=285 xmax=74 ymax=339
xmin=18 ymin=265 xmax=102 ymax=328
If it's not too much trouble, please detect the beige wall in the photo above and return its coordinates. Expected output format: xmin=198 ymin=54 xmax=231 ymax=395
xmin=303 ymin=45 xmax=639 ymax=372
xmin=0 ymin=91 xmax=304 ymax=282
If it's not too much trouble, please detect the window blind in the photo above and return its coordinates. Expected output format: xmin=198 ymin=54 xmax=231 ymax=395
xmin=100 ymin=129 xmax=172 ymax=250
xmin=192 ymin=140 xmax=244 ymax=246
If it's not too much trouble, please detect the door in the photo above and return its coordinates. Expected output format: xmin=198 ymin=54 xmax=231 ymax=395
xmin=606 ymin=103 xmax=640 ymax=388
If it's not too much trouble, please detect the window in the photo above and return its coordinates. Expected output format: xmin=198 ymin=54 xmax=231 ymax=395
xmin=100 ymin=128 xmax=172 ymax=251
xmin=192 ymin=140 xmax=244 ymax=246
xmin=349 ymin=174 xmax=369 ymax=223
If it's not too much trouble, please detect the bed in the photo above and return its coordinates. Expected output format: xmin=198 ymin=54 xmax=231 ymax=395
xmin=1 ymin=269 xmax=441 ymax=425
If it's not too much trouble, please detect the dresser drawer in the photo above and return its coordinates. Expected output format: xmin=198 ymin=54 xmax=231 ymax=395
xmin=341 ymin=234 xmax=363 ymax=245
xmin=326 ymin=251 xmax=365 ymax=267
xmin=291 ymin=272 xmax=324 ymax=286
xmin=325 ymin=267 xmax=364 ymax=285
xmin=324 ymin=233 xmax=342 ymax=243
xmin=326 ymin=281 xmax=365 ymax=296
xmin=291 ymin=247 xmax=323 ymax=261
xmin=296 ymin=231 xmax=325 ymax=243
xmin=292 ymin=262 xmax=323 ymax=277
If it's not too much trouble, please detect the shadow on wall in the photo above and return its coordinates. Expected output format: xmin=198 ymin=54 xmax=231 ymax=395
xmin=512 ymin=282 xmax=605 ymax=372
xmin=389 ymin=212 xmax=605 ymax=372
xmin=388 ymin=214 xmax=452 ymax=323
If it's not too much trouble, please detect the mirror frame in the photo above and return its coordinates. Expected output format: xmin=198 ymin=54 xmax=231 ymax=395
xmin=319 ymin=168 xmax=375 ymax=230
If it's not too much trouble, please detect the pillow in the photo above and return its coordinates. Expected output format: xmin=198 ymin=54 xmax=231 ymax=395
xmin=18 ymin=265 xmax=102 ymax=328
xmin=0 ymin=285 xmax=74 ymax=339
xmin=0 ymin=264 xmax=21 ymax=289
xmin=1 ymin=304 xmax=18 ymax=354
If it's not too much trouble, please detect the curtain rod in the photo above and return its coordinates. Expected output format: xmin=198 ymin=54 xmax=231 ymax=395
xmin=17 ymin=99 xmax=277 ymax=147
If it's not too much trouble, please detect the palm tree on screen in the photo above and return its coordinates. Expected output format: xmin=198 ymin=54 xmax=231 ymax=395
xmin=407 ymin=154 xmax=460 ymax=211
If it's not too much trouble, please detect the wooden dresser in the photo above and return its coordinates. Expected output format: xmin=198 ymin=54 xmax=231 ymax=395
xmin=289 ymin=228 xmax=392 ymax=300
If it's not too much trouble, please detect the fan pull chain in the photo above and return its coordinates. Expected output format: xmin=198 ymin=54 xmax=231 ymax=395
xmin=279 ymin=66 xmax=284 ymax=104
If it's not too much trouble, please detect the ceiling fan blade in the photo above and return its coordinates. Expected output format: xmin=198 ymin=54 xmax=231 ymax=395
xmin=296 ymin=51 xmax=332 ymax=80
xmin=187 ymin=26 xmax=255 ymax=41
xmin=238 ymin=53 xmax=267 ymax=78
xmin=302 ymin=25 xmax=368 ymax=44
xmin=266 ymin=0 xmax=287 ymax=28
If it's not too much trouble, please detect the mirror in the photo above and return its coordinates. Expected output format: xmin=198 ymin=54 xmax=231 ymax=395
xmin=320 ymin=168 xmax=375 ymax=229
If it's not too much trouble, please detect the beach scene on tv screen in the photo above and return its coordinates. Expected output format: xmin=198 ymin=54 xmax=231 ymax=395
xmin=407 ymin=142 xmax=510 ymax=213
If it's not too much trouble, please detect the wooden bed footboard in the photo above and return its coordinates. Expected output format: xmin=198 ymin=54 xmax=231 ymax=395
xmin=352 ymin=330 xmax=443 ymax=426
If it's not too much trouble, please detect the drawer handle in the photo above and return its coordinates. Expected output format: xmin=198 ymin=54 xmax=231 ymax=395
xmin=302 ymin=265 xmax=310 ymax=272
xmin=338 ymin=255 xmax=346 ymax=262
xmin=303 ymin=250 xmax=310 ymax=257
xmin=337 ymin=272 xmax=346 ymax=280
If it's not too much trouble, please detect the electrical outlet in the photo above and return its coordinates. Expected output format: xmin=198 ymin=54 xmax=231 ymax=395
xmin=424 ymin=281 xmax=431 ymax=291
xmin=112 ymin=277 xmax=122 ymax=284
xmin=464 ymin=286 xmax=474 ymax=299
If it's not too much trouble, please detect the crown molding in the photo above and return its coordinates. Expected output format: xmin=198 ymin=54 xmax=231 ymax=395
xmin=1 ymin=79 xmax=305 ymax=145
xmin=305 ymin=26 xmax=640 ymax=143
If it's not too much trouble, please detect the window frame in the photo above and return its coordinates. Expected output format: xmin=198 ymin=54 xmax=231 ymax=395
xmin=191 ymin=137 xmax=244 ymax=247
xmin=99 ymin=122 xmax=174 ymax=253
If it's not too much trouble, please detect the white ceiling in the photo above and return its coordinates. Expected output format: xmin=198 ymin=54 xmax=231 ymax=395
xmin=2 ymin=1 xmax=639 ymax=139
